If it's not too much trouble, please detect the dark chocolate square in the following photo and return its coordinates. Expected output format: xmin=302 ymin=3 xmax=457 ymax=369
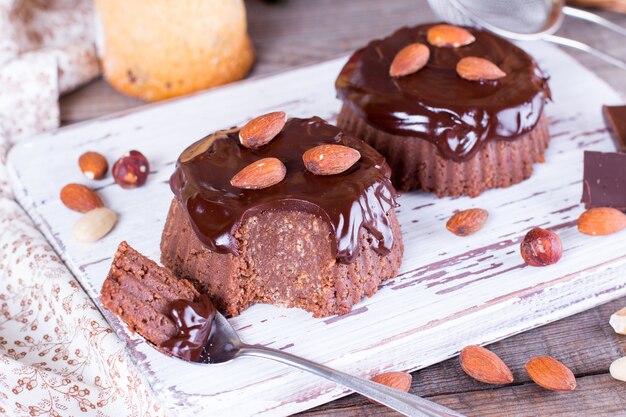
xmin=582 ymin=151 xmax=626 ymax=211
xmin=603 ymin=105 xmax=626 ymax=153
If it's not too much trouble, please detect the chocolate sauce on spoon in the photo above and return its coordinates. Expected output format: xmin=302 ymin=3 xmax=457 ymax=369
xmin=161 ymin=294 xmax=216 ymax=362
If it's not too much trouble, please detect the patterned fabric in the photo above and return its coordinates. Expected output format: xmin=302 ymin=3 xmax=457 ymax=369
xmin=0 ymin=0 xmax=99 ymax=142
xmin=0 ymin=1 xmax=163 ymax=416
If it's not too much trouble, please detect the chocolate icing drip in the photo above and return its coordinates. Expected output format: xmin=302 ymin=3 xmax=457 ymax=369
xmin=336 ymin=24 xmax=551 ymax=162
xmin=160 ymin=294 xmax=216 ymax=362
xmin=170 ymin=117 xmax=398 ymax=263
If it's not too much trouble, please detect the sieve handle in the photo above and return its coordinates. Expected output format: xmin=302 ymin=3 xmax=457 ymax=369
xmin=564 ymin=6 xmax=626 ymax=37
xmin=545 ymin=34 xmax=626 ymax=70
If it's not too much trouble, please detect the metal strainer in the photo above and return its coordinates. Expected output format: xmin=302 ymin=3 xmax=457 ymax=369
xmin=428 ymin=0 xmax=626 ymax=69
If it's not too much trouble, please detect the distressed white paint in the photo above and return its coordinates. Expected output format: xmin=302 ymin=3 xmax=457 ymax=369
xmin=7 ymin=43 xmax=626 ymax=417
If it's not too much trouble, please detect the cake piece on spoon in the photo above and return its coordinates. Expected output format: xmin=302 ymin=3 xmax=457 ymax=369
xmin=100 ymin=241 xmax=215 ymax=361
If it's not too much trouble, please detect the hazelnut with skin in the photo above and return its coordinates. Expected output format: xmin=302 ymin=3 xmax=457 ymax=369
xmin=520 ymin=227 xmax=563 ymax=267
xmin=112 ymin=150 xmax=150 ymax=189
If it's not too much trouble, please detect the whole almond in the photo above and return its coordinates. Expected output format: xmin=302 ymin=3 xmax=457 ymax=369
xmin=609 ymin=357 xmax=626 ymax=382
xmin=577 ymin=207 xmax=626 ymax=236
xmin=303 ymin=144 xmax=361 ymax=175
xmin=230 ymin=158 xmax=286 ymax=189
xmin=60 ymin=184 xmax=104 ymax=213
xmin=427 ymin=24 xmax=475 ymax=47
xmin=239 ymin=111 xmax=286 ymax=149
xmin=460 ymin=345 xmax=514 ymax=385
xmin=525 ymin=356 xmax=576 ymax=391
xmin=457 ymin=57 xmax=506 ymax=81
xmin=446 ymin=208 xmax=489 ymax=237
xmin=609 ymin=307 xmax=626 ymax=335
xmin=78 ymin=151 xmax=108 ymax=180
xmin=72 ymin=207 xmax=117 ymax=243
xmin=370 ymin=371 xmax=412 ymax=393
xmin=389 ymin=43 xmax=430 ymax=77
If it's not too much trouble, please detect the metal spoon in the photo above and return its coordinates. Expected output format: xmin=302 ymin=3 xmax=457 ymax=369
xmin=174 ymin=310 xmax=466 ymax=417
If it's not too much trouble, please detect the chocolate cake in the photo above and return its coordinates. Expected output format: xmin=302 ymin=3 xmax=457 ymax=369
xmin=161 ymin=116 xmax=403 ymax=317
xmin=101 ymin=241 xmax=215 ymax=361
xmin=336 ymin=23 xmax=552 ymax=197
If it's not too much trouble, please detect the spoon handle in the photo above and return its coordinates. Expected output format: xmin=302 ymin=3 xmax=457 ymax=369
xmin=238 ymin=345 xmax=466 ymax=417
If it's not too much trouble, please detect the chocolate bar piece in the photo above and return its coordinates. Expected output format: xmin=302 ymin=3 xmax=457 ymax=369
xmin=582 ymin=151 xmax=626 ymax=211
xmin=603 ymin=105 xmax=626 ymax=153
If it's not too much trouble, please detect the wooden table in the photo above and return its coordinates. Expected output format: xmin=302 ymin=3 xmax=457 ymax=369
xmin=60 ymin=1 xmax=626 ymax=415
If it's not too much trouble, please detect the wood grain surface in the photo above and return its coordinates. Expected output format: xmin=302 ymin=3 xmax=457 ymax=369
xmin=56 ymin=1 xmax=626 ymax=416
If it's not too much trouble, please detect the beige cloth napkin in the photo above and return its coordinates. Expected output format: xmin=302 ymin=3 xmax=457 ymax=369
xmin=0 ymin=1 xmax=163 ymax=415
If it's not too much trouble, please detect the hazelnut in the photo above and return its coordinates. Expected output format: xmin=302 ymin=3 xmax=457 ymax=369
xmin=112 ymin=150 xmax=149 ymax=189
xmin=520 ymin=227 xmax=563 ymax=267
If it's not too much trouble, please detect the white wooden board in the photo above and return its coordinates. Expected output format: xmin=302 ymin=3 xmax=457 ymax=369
xmin=7 ymin=43 xmax=626 ymax=417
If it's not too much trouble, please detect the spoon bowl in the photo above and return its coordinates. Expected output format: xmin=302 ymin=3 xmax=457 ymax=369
xmin=198 ymin=312 xmax=241 ymax=364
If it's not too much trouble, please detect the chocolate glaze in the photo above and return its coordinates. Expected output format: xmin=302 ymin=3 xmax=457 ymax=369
xmin=160 ymin=294 xmax=216 ymax=362
xmin=336 ymin=24 xmax=551 ymax=162
xmin=170 ymin=117 xmax=398 ymax=263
